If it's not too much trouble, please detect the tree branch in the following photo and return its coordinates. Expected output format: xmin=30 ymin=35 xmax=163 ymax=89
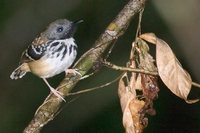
xmin=103 ymin=60 xmax=158 ymax=76
xmin=23 ymin=0 xmax=147 ymax=132
xmin=66 ymin=74 xmax=123 ymax=96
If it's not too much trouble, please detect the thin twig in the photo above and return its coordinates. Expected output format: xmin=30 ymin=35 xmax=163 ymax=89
xmin=103 ymin=60 xmax=158 ymax=76
xmin=192 ymin=82 xmax=200 ymax=88
xmin=80 ymin=72 xmax=95 ymax=80
xmin=135 ymin=8 xmax=144 ymax=39
xmin=67 ymin=74 xmax=123 ymax=96
xmin=104 ymin=39 xmax=118 ymax=60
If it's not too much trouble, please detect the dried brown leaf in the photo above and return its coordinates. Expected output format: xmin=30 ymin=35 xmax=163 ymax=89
xmin=129 ymin=99 xmax=145 ymax=133
xmin=118 ymin=74 xmax=136 ymax=133
xmin=140 ymin=33 xmax=199 ymax=103
xmin=141 ymin=74 xmax=159 ymax=100
xmin=119 ymin=73 xmax=146 ymax=133
xmin=134 ymin=74 xmax=142 ymax=91
xmin=139 ymin=33 xmax=157 ymax=44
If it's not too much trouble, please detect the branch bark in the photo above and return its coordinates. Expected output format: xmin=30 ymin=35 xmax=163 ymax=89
xmin=23 ymin=0 xmax=146 ymax=132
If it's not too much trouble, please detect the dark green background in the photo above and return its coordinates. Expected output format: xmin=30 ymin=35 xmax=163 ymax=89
xmin=1 ymin=0 xmax=200 ymax=133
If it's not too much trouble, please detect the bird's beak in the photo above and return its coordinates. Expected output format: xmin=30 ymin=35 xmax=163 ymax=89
xmin=64 ymin=19 xmax=83 ymax=38
xmin=73 ymin=19 xmax=84 ymax=25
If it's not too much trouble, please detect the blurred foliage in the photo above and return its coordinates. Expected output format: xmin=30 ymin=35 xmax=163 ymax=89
xmin=0 ymin=0 xmax=200 ymax=133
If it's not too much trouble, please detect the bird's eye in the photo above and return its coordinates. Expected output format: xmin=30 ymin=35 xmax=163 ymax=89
xmin=57 ymin=26 xmax=64 ymax=33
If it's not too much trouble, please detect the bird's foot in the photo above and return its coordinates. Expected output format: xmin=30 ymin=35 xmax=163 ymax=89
xmin=43 ymin=78 xmax=66 ymax=102
xmin=65 ymin=69 xmax=82 ymax=77
xmin=49 ymin=87 xmax=66 ymax=102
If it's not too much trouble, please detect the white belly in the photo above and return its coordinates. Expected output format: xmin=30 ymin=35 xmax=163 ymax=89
xmin=28 ymin=38 xmax=77 ymax=78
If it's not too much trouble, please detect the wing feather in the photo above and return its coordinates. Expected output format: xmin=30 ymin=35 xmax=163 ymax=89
xmin=19 ymin=36 xmax=49 ymax=64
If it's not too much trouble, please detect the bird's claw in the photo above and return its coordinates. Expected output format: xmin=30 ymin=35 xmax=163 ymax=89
xmin=65 ymin=69 xmax=82 ymax=77
xmin=49 ymin=87 xmax=66 ymax=102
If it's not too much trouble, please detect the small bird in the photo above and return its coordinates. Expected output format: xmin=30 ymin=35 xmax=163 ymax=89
xmin=10 ymin=19 xmax=83 ymax=101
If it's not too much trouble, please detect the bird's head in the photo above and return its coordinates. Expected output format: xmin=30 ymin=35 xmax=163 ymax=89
xmin=42 ymin=19 xmax=83 ymax=40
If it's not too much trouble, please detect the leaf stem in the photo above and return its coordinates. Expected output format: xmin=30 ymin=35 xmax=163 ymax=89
xmin=192 ymin=82 xmax=200 ymax=88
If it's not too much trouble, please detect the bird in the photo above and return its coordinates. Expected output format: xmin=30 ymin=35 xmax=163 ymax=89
xmin=10 ymin=19 xmax=83 ymax=101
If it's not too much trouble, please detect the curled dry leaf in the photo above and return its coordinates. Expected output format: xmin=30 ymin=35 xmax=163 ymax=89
xmin=118 ymin=41 xmax=142 ymax=133
xmin=118 ymin=74 xmax=136 ymax=133
xmin=129 ymin=99 xmax=145 ymax=133
xmin=139 ymin=33 xmax=157 ymax=44
xmin=140 ymin=33 xmax=199 ymax=103
xmin=118 ymin=74 xmax=146 ymax=133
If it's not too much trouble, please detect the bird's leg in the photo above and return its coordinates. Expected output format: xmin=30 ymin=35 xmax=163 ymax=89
xmin=42 ymin=78 xmax=66 ymax=102
xmin=65 ymin=69 xmax=82 ymax=77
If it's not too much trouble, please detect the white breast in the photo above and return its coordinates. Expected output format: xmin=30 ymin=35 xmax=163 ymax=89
xmin=29 ymin=38 xmax=77 ymax=78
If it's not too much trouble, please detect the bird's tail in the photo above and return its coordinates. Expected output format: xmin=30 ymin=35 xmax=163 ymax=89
xmin=10 ymin=65 xmax=27 ymax=80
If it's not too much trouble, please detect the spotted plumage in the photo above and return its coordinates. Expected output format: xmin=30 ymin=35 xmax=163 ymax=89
xmin=10 ymin=19 xmax=83 ymax=101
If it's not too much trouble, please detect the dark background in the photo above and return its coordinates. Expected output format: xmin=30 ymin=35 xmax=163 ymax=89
xmin=1 ymin=0 xmax=200 ymax=132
